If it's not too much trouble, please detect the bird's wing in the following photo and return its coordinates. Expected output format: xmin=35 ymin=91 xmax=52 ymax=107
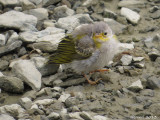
xmin=48 ymin=35 xmax=95 ymax=64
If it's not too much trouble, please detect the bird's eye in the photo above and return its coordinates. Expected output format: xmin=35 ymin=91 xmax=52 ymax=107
xmin=104 ymin=32 xmax=107 ymax=35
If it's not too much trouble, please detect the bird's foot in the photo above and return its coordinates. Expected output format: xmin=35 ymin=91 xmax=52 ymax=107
xmin=83 ymin=74 xmax=101 ymax=85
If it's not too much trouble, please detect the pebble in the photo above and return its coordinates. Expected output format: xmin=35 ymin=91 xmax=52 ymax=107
xmin=19 ymin=97 xmax=32 ymax=109
xmin=147 ymin=76 xmax=160 ymax=89
xmin=0 ymin=34 xmax=6 ymax=46
xmin=0 ymin=114 xmax=15 ymax=120
xmin=7 ymin=32 xmax=19 ymax=44
xmin=150 ymin=10 xmax=160 ymax=19
xmin=58 ymin=93 xmax=71 ymax=102
xmin=11 ymin=59 xmax=42 ymax=91
xmin=103 ymin=8 xmax=117 ymax=19
xmin=93 ymin=115 xmax=108 ymax=120
xmin=134 ymin=62 xmax=145 ymax=68
xmin=79 ymin=111 xmax=92 ymax=120
xmin=47 ymin=112 xmax=60 ymax=120
xmin=21 ymin=0 xmax=36 ymax=10
xmin=0 ymin=0 xmax=20 ymax=7
xmin=117 ymin=66 xmax=124 ymax=73
xmin=148 ymin=48 xmax=160 ymax=61
xmin=33 ymin=99 xmax=54 ymax=105
xmin=43 ymin=0 xmax=61 ymax=7
xmin=120 ymin=55 xmax=133 ymax=66
xmin=128 ymin=79 xmax=143 ymax=92
xmin=132 ymin=57 xmax=144 ymax=62
xmin=121 ymin=7 xmax=140 ymax=24
xmin=118 ymin=0 xmax=145 ymax=8
xmin=0 ymin=10 xmax=37 ymax=31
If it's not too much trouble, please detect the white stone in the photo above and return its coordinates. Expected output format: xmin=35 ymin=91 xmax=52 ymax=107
xmin=0 ymin=72 xmax=3 ymax=76
xmin=19 ymin=97 xmax=32 ymax=109
xmin=133 ymin=57 xmax=144 ymax=62
xmin=118 ymin=43 xmax=134 ymax=52
xmin=69 ymin=112 xmax=82 ymax=120
xmin=134 ymin=62 xmax=145 ymax=68
xmin=7 ymin=32 xmax=19 ymax=44
xmin=31 ymin=104 xmax=38 ymax=109
xmin=43 ymin=20 xmax=55 ymax=28
xmin=31 ymin=56 xmax=46 ymax=68
xmin=0 ymin=34 xmax=6 ymax=46
xmin=0 ymin=114 xmax=15 ymax=120
xmin=48 ymin=112 xmax=60 ymax=120
xmin=0 ymin=104 xmax=25 ymax=117
xmin=24 ymin=8 xmax=48 ymax=21
xmin=118 ymin=0 xmax=145 ymax=8
xmin=120 ymin=55 xmax=133 ymax=66
xmin=11 ymin=60 xmax=41 ymax=91
xmin=128 ymin=79 xmax=143 ymax=91
xmin=80 ymin=111 xmax=92 ymax=120
xmin=121 ymin=7 xmax=140 ymax=24
xmin=58 ymin=93 xmax=71 ymax=102
xmin=33 ymin=99 xmax=54 ymax=105
xmin=52 ymin=86 xmax=62 ymax=92
xmin=93 ymin=115 xmax=108 ymax=120
xmin=0 ymin=0 xmax=19 ymax=6
xmin=0 ymin=11 xmax=37 ymax=31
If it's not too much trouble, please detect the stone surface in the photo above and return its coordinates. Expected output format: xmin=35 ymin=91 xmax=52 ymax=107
xmin=0 ymin=34 xmax=6 ymax=46
xmin=103 ymin=9 xmax=117 ymax=19
xmin=0 ymin=41 xmax=22 ymax=57
xmin=53 ymin=5 xmax=75 ymax=20
xmin=20 ymin=0 xmax=36 ymax=10
xmin=7 ymin=32 xmax=19 ymax=45
xmin=0 ymin=60 xmax=9 ymax=71
xmin=120 ymin=55 xmax=133 ymax=66
xmin=118 ymin=0 xmax=145 ymax=8
xmin=80 ymin=111 xmax=92 ymax=120
xmin=0 ymin=76 xmax=24 ymax=93
xmin=19 ymin=97 xmax=32 ymax=109
xmin=24 ymin=8 xmax=48 ymax=21
xmin=147 ymin=76 xmax=160 ymax=89
xmin=33 ymin=99 xmax=54 ymax=105
xmin=58 ymin=93 xmax=71 ymax=102
xmin=43 ymin=0 xmax=61 ymax=7
xmin=48 ymin=112 xmax=60 ymax=120
xmin=121 ymin=7 xmax=140 ymax=24
xmin=0 ymin=11 xmax=37 ymax=31
xmin=11 ymin=60 xmax=42 ymax=91
xmin=0 ymin=114 xmax=15 ymax=120
xmin=104 ymin=18 xmax=127 ymax=35
xmin=128 ymin=79 xmax=143 ymax=92
xmin=0 ymin=0 xmax=19 ymax=7
xmin=93 ymin=115 xmax=108 ymax=120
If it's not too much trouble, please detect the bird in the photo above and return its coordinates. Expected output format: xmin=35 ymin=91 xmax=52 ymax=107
xmin=48 ymin=21 xmax=120 ymax=84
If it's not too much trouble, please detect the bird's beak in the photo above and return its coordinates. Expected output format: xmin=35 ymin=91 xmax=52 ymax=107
xmin=94 ymin=34 xmax=109 ymax=42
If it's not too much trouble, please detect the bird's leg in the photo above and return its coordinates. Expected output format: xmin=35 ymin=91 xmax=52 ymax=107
xmin=90 ymin=69 xmax=110 ymax=74
xmin=83 ymin=74 xmax=101 ymax=85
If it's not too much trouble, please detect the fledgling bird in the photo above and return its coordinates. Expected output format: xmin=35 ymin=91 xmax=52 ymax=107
xmin=48 ymin=22 xmax=120 ymax=84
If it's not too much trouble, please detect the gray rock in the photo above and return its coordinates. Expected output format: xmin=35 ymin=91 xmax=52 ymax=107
xmin=147 ymin=76 xmax=160 ymax=89
xmin=33 ymin=99 xmax=54 ymax=105
xmin=133 ymin=57 xmax=144 ymax=62
xmin=103 ymin=9 xmax=117 ymax=19
xmin=140 ymin=89 xmax=154 ymax=97
xmin=104 ymin=18 xmax=127 ymax=35
xmin=128 ymin=79 xmax=143 ymax=92
xmin=53 ymin=5 xmax=75 ymax=20
xmin=58 ymin=93 xmax=71 ymax=102
xmin=17 ymin=47 xmax=27 ymax=56
xmin=117 ymin=66 xmax=124 ymax=73
xmin=0 ymin=11 xmax=37 ymax=31
xmin=12 ymin=60 xmax=41 ymax=91
xmin=0 ymin=0 xmax=20 ymax=7
xmin=0 ymin=104 xmax=25 ymax=118
xmin=144 ymin=37 xmax=154 ymax=48
xmin=0 ymin=114 xmax=15 ymax=120
xmin=76 ymin=7 xmax=89 ymax=14
xmin=29 ymin=0 xmax=42 ymax=5
xmin=120 ymin=55 xmax=133 ymax=66
xmin=134 ymin=62 xmax=145 ymax=68
xmin=93 ymin=115 xmax=108 ymax=120
xmin=149 ymin=6 xmax=159 ymax=13
xmin=149 ymin=103 xmax=160 ymax=116
xmin=90 ymin=13 xmax=104 ymax=21
xmin=150 ymin=10 xmax=160 ymax=19
xmin=82 ymin=0 xmax=98 ymax=7
xmin=43 ymin=0 xmax=61 ymax=7
xmin=20 ymin=0 xmax=36 ymax=10
xmin=24 ymin=8 xmax=48 ymax=21
xmin=48 ymin=112 xmax=60 ymax=120
xmin=65 ymin=97 xmax=79 ymax=108
xmin=0 ymin=41 xmax=22 ymax=57
xmin=19 ymin=97 xmax=32 ymax=109
xmin=0 ymin=60 xmax=8 ymax=71
xmin=118 ymin=0 xmax=146 ymax=8
xmin=79 ymin=111 xmax=92 ymax=120
xmin=7 ymin=32 xmax=19 ymax=45
xmin=0 ymin=76 xmax=24 ymax=93
xmin=121 ymin=7 xmax=140 ymax=24
xmin=0 ymin=34 xmax=6 ymax=46
xmin=148 ymin=48 xmax=160 ymax=61
xmin=14 ymin=7 xmax=23 ymax=12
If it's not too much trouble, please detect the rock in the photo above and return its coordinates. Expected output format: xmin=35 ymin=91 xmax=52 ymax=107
xmin=7 ymin=32 xmax=19 ymax=45
xmin=120 ymin=55 xmax=133 ymax=66
xmin=0 ymin=0 xmax=20 ymax=7
xmin=58 ymin=93 xmax=71 ymax=102
xmin=128 ymin=79 xmax=143 ymax=92
xmin=93 ymin=115 xmax=108 ymax=120
xmin=104 ymin=18 xmax=127 ymax=35
xmin=33 ymin=99 xmax=54 ymax=105
xmin=65 ymin=97 xmax=79 ymax=108
xmin=0 ymin=41 xmax=22 ymax=57
xmin=147 ymin=76 xmax=160 ymax=89
xmin=14 ymin=7 xmax=23 ymax=11
xmin=11 ymin=60 xmax=42 ymax=91
xmin=82 ymin=0 xmax=98 ymax=7
xmin=43 ymin=0 xmax=61 ymax=7
xmin=133 ymin=57 xmax=144 ymax=62
xmin=90 ymin=13 xmax=103 ymax=21
xmin=150 ymin=10 xmax=160 ymax=19
xmin=0 ymin=114 xmax=15 ymax=120
xmin=0 ymin=34 xmax=6 ymax=46
xmin=0 ymin=60 xmax=9 ymax=71
xmin=79 ymin=111 xmax=92 ymax=120
xmin=0 ymin=76 xmax=24 ymax=93
xmin=17 ymin=47 xmax=27 ymax=56
xmin=140 ymin=89 xmax=154 ymax=97
xmin=117 ymin=66 xmax=124 ymax=73
xmin=0 ymin=104 xmax=25 ymax=118
xmin=118 ymin=43 xmax=134 ymax=52
xmin=0 ymin=72 xmax=3 ymax=76
xmin=149 ymin=6 xmax=159 ymax=13
xmin=56 ymin=14 xmax=93 ymax=33
xmin=20 ymin=0 xmax=36 ymax=10
xmin=103 ymin=9 xmax=117 ymax=19
xmin=134 ymin=62 xmax=145 ymax=68
xmin=19 ymin=97 xmax=32 ymax=109
xmin=0 ymin=11 xmax=37 ymax=31
xmin=148 ymin=48 xmax=160 ymax=61
xmin=144 ymin=37 xmax=154 ymax=48
xmin=76 ymin=6 xmax=89 ymax=14
xmin=53 ymin=5 xmax=75 ymax=20
xmin=121 ymin=7 xmax=140 ymax=24
xmin=118 ymin=0 xmax=145 ymax=8
xmin=24 ymin=8 xmax=48 ymax=21
xmin=48 ymin=112 xmax=60 ymax=120
xmin=149 ymin=103 xmax=160 ymax=116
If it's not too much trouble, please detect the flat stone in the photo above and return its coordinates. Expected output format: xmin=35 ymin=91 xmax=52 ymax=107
xmin=80 ymin=111 xmax=92 ymax=120
xmin=103 ymin=9 xmax=117 ymax=19
xmin=19 ymin=97 xmax=32 ymax=109
xmin=43 ymin=0 xmax=61 ymax=7
xmin=121 ymin=7 xmax=140 ymax=24
xmin=93 ymin=115 xmax=108 ymax=120
xmin=148 ymin=48 xmax=160 ymax=61
xmin=0 ymin=76 xmax=24 ymax=93
xmin=128 ymin=79 xmax=143 ymax=92
xmin=147 ymin=76 xmax=160 ymax=89
xmin=21 ymin=0 xmax=36 ymax=10
xmin=53 ymin=5 xmax=75 ymax=20
xmin=150 ymin=10 xmax=160 ymax=19
xmin=11 ymin=60 xmax=41 ymax=91
xmin=58 ymin=93 xmax=71 ymax=102
xmin=0 ymin=11 xmax=37 ymax=31
xmin=118 ymin=0 xmax=145 ymax=8
xmin=104 ymin=18 xmax=127 ymax=35
xmin=133 ymin=57 xmax=144 ymax=62
xmin=24 ymin=8 xmax=48 ymax=21
xmin=0 ymin=34 xmax=6 ymax=46
xmin=120 ymin=55 xmax=133 ymax=66
xmin=0 ymin=41 xmax=22 ymax=57
xmin=33 ymin=99 xmax=54 ymax=105
xmin=0 ymin=114 xmax=15 ymax=120
xmin=0 ymin=60 xmax=9 ymax=71
xmin=0 ymin=104 xmax=25 ymax=118
xmin=48 ymin=112 xmax=60 ymax=120
xmin=134 ymin=62 xmax=145 ymax=68
xmin=0 ymin=0 xmax=19 ymax=7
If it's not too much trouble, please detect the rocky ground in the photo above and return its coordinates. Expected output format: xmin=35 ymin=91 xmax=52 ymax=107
xmin=0 ymin=0 xmax=160 ymax=120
